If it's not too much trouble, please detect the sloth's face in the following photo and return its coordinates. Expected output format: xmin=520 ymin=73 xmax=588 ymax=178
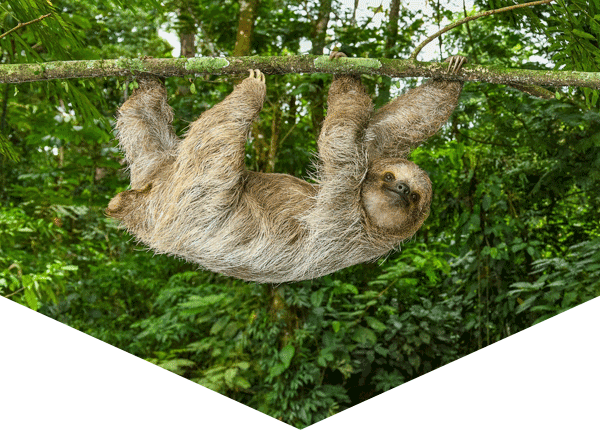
xmin=361 ymin=158 xmax=432 ymax=237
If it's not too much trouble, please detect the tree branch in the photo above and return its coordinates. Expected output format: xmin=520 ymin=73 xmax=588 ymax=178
xmin=0 ymin=13 xmax=52 ymax=40
xmin=410 ymin=0 xmax=555 ymax=60
xmin=0 ymin=56 xmax=598 ymax=91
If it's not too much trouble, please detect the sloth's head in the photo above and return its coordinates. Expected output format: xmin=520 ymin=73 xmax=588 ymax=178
xmin=361 ymin=158 xmax=432 ymax=238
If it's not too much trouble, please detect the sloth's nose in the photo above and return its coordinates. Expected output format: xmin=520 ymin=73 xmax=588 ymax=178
xmin=396 ymin=182 xmax=410 ymax=195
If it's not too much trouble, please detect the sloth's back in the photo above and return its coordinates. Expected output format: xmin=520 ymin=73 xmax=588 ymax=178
xmin=173 ymin=171 xmax=319 ymax=282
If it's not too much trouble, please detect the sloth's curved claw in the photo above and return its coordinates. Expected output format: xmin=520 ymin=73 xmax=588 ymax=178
xmin=329 ymin=51 xmax=347 ymax=60
xmin=248 ymin=69 xmax=265 ymax=83
xmin=444 ymin=55 xmax=468 ymax=74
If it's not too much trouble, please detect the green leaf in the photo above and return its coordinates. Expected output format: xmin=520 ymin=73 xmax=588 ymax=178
xmin=159 ymin=359 xmax=195 ymax=374
xmin=408 ymin=353 xmax=421 ymax=370
xmin=352 ymin=326 xmax=377 ymax=345
xmin=374 ymin=344 xmax=388 ymax=357
xmin=181 ymin=294 xmax=226 ymax=308
xmin=311 ymin=290 xmax=324 ymax=307
xmin=22 ymin=274 xmax=32 ymax=289
xmin=236 ymin=362 xmax=250 ymax=370
xmin=210 ymin=316 xmax=230 ymax=335
xmin=180 ymin=294 xmax=227 ymax=315
xmin=234 ymin=375 xmax=251 ymax=389
xmin=482 ymin=194 xmax=491 ymax=211
xmin=572 ymin=29 xmax=595 ymax=40
xmin=269 ymin=363 xmax=287 ymax=378
xmin=516 ymin=296 xmax=538 ymax=314
xmin=333 ymin=282 xmax=358 ymax=295
xmin=222 ymin=321 xmax=239 ymax=338
xmin=365 ymin=316 xmax=387 ymax=332
xmin=511 ymin=243 xmax=527 ymax=253
xmin=280 ymin=345 xmax=295 ymax=367
xmin=224 ymin=368 xmax=237 ymax=386
xmin=24 ymin=288 xmax=39 ymax=311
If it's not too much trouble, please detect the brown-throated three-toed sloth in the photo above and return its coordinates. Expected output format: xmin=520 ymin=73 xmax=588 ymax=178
xmin=107 ymin=54 xmax=466 ymax=283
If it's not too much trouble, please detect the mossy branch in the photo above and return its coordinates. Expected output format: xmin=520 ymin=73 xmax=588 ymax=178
xmin=0 ymin=56 xmax=598 ymax=92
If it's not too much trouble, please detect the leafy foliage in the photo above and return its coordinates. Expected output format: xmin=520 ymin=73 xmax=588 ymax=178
xmin=1 ymin=0 xmax=599 ymax=428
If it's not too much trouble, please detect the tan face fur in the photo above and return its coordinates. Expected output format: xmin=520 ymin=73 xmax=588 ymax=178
xmin=361 ymin=158 xmax=432 ymax=238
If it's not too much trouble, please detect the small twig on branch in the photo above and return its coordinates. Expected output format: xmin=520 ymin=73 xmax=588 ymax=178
xmin=3 ymin=287 xmax=25 ymax=299
xmin=508 ymin=83 xmax=555 ymax=99
xmin=0 ymin=13 xmax=52 ymax=40
xmin=410 ymin=0 xmax=555 ymax=60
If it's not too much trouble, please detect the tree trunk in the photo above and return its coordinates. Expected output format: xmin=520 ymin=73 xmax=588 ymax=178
xmin=176 ymin=3 xmax=197 ymax=96
xmin=386 ymin=0 xmax=401 ymax=53
xmin=233 ymin=0 xmax=260 ymax=57
xmin=180 ymin=33 xmax=196 ymax=58
xmin=176 ymin=1 xmax=197 ymax=58
xmin=311 ymin=0 xmax=333 ymax=56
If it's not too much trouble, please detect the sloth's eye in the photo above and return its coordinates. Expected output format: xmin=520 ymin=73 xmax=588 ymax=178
xmin=411 ymin=193 xmax=420 ymax=203
xmin=383 ymin=172 xmax=395 ymax=182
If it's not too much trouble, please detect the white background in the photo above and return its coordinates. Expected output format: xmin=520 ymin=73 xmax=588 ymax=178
xmin=2 ymin=296 xmax=598 ymax=429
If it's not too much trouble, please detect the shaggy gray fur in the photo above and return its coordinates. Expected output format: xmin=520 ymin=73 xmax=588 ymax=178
xmin=107 ymin=57 xmax=465 ymax=283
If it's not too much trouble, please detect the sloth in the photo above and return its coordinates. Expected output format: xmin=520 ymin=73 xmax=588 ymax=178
xmin=107 ymin=53 xmax=466 ymax=283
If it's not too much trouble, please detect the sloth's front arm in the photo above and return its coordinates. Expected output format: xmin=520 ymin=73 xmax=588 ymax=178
xmin=317 ymin=68 xmax=373 ymax=180
xmin=366 ymin=56 xmax=467 ymax=159
xmin=175 ymin=70 xmax=266 ymax=195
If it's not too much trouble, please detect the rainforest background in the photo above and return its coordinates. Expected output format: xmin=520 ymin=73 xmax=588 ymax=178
xmin=1 ymin=0 xmax=599 ymax=427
